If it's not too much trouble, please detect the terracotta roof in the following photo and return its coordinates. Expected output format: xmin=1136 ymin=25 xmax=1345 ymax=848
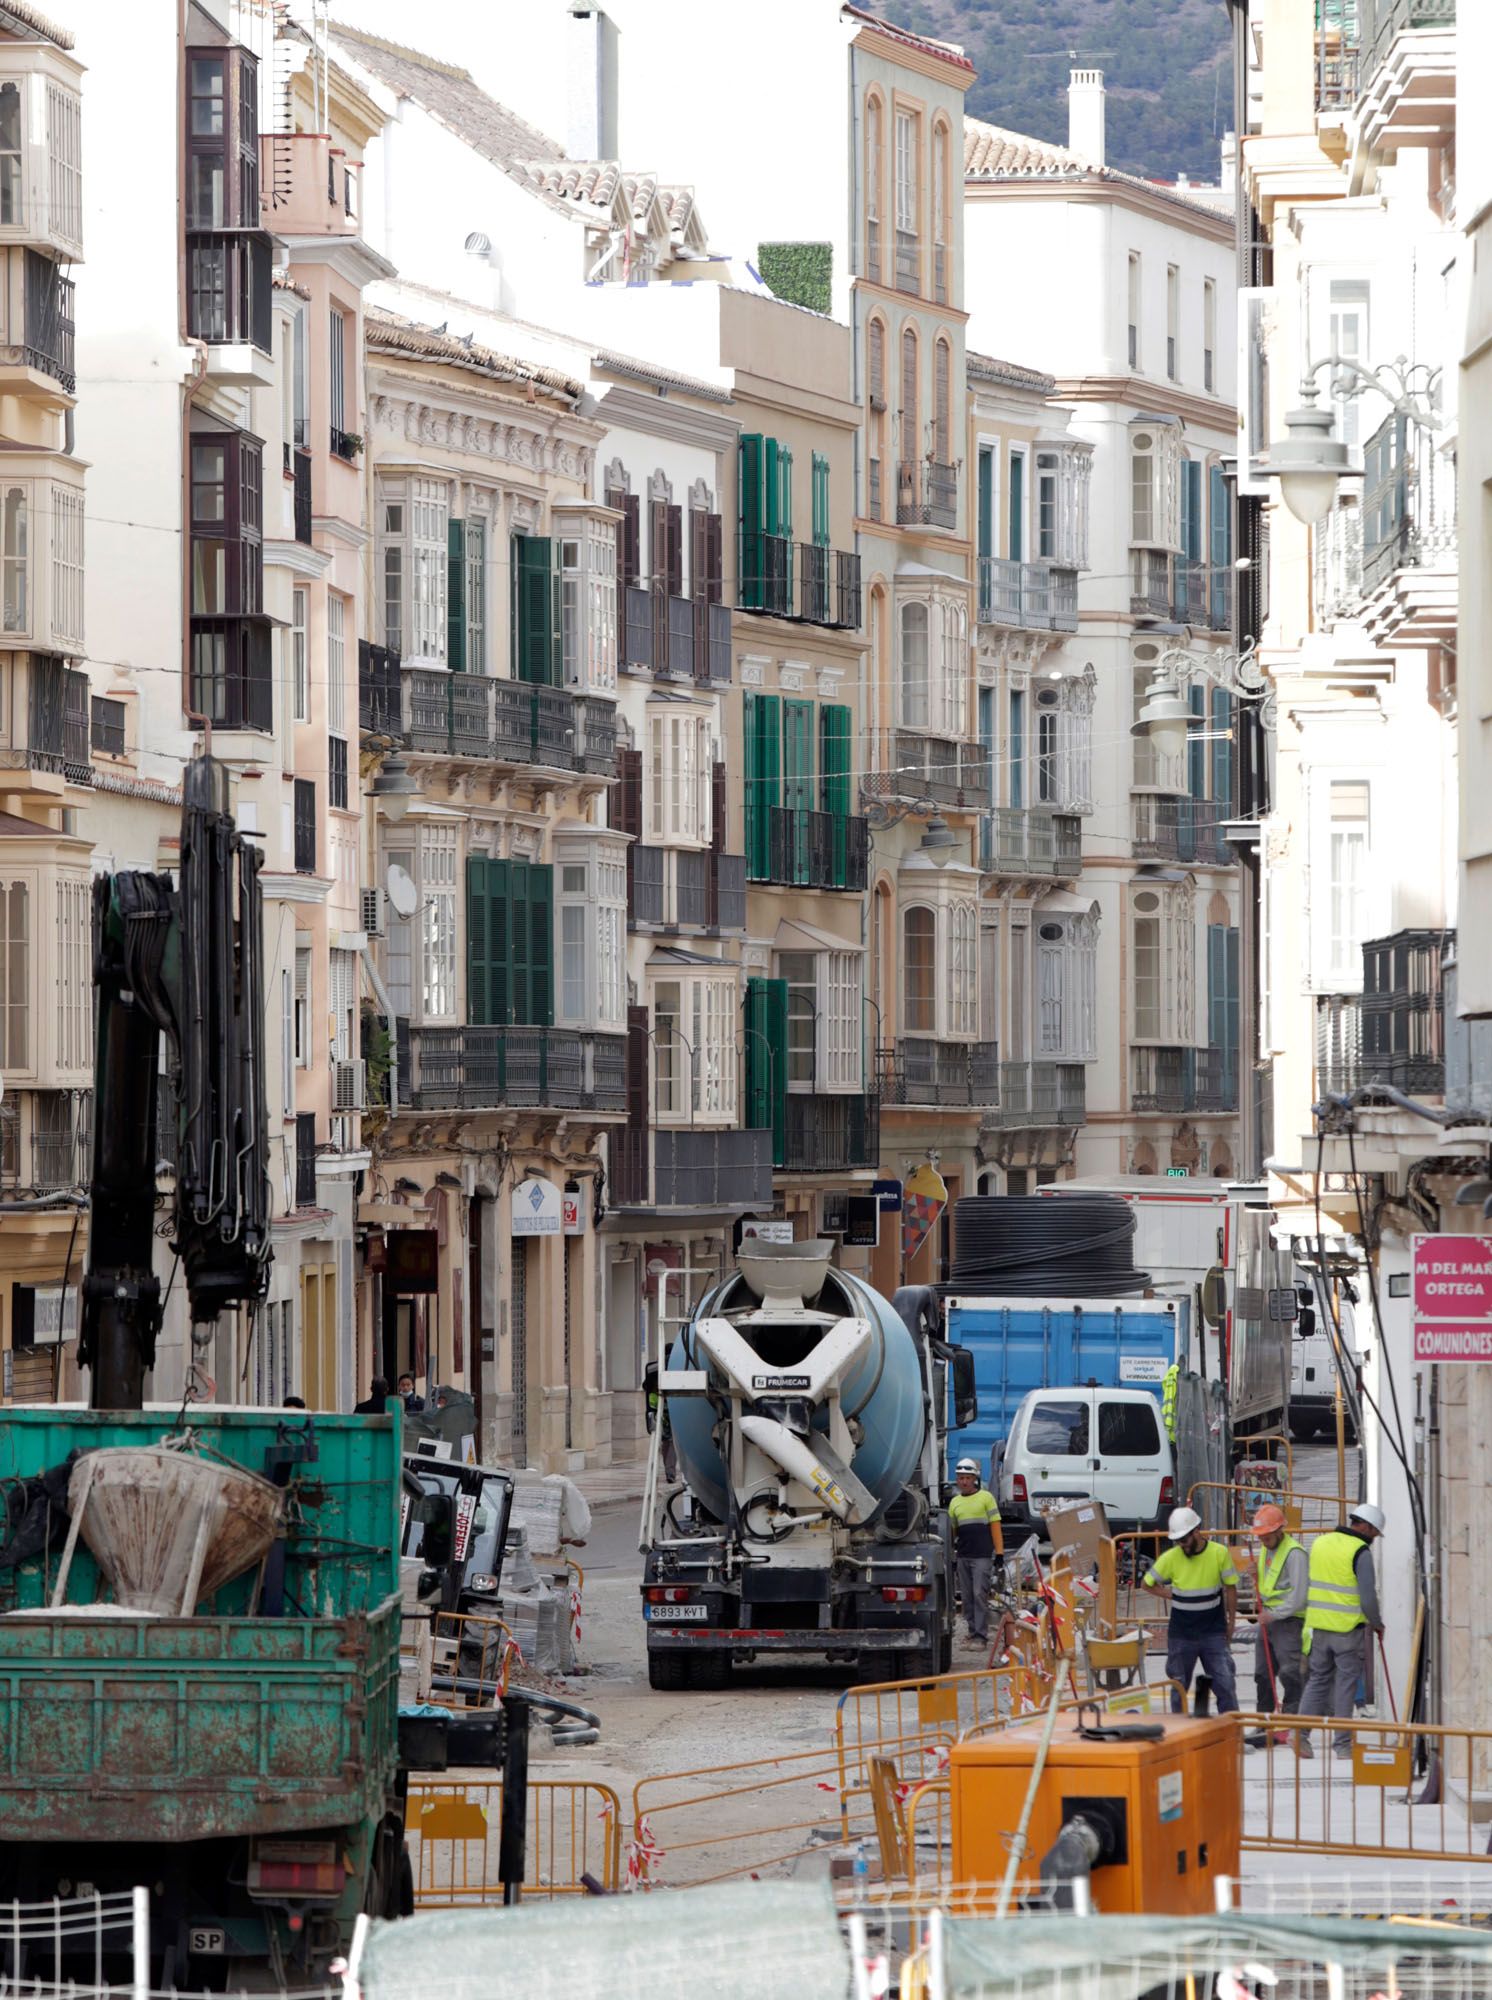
xmin=0 ymin=1 xmax=72 ymax=49
xmin=366 ymin=307 xmax=584 ymax=402
xmin=841 ymin=5 xmax=973 ymax=74
xmin=0 ymin=808 xmax=55 ymax=836
xmin=964 ymin=115 xmax=1231 ymax=219
xmin=274 ymin=275 xmax=313 ymax=301
xmin=593 ymin=349 xmax=734 ymax=405
xmin=967 ymin=351 xmax=1055 ymax=394
xmin=328 ymin=21 xmax=564 ymax=164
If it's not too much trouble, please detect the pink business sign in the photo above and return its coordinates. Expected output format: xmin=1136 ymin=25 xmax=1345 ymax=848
xmin=1413 ymin=1235 xmax=1492 ymax=1360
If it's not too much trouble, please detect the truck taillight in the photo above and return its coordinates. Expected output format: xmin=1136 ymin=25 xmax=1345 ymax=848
xmin=880 ymin=1586 xmax=927 ymax=1603
xmin=645 ymin=1586 xmax=693 ymax=1603
xmin=1011 ymin=1475 xmax=1028 ymax=1504
xmin=247 ymin=1841 xmax=342 ymax=1901
xmin=1159 ymin=1475 xmax=1175 ymax=1507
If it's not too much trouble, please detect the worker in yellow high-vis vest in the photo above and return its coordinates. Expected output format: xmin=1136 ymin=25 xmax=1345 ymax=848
xmin=1161 ymin=1362 xmax=1180 ymax=1443
xmin=949 ymin=1458 xmax=1002 ymax=1647
xmin=1299 ymin=1501 xmax=1385 ymax=1761
xmin=1243 ymin=1503 xmax=1307 ymax=1749
xmin=1143 ymin=1506 xmax=1239 ymax=1714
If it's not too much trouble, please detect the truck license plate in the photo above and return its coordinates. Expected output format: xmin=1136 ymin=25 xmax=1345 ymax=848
xmin=646 ymin=1604 xmax=708 ymax=1621
xmin=189 ymin=1929 xmax=228 ymax=1957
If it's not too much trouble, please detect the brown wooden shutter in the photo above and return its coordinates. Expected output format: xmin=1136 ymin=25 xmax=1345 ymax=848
xmin=615 ymin=745 xmax=643 ymax=913
xmin=706 ymin=761 xmax=727 ymax=926
xmin=666 ymin=503 xmax=684 ymax=599
xmin=621 ymin=493 xmax=641 ymax=587
xmin=705 ymin=512 xmax=723 ymax=603
xmin=649 ymin=500 xmax=668 ymax=589
xmin=691 ymin=508 xmax=709 ymax=600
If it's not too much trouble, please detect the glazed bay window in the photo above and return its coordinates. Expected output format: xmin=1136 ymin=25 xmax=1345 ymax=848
xmin=1130 ymin=423 xmax=1180 ymax=547
xmin=0 ymin=465 xmax=83 ymax=654
xmin=1326 ymin=779 xmax=1371 ymax=986
xmin=0 ymin=878 xmax=25 ymax=1068
xmin=902 ymin=907 xmax=936 ymax=1033
xmin=554 ymin=839 xmax=627 ymax=1033
xmin=902 ymin=897 xmax=978 ymax=1042
xmin=1035 ymin=909 xmax=1098 ymax=1061
xmin=1034 ymin=443 xmax=1091 ymax=568
xmin=418 ymin=823 xmax=458 ymax=1022
xmin=779 ymin=946 xmax=864 ymax=1091
xmin=465 ymin=856 xmax=553 ymax=1027
xmin=185 ymin=44 xmax=271 ymax=352
xmin=0 ymin=54 xmax=84 ymax=257
xmin=652 ymin=971 xmax=738 ymax=1123
xmin=897 ymin=590 xmax=967 ymax=736
xmin=1130 ymin=883 xmax=1193 ymax=1043
xmin=647 ymin=706 xmax=712 ymax=846
xmin=377 ymin=476 xmax=448 ymax=663
xmin=189 ymin=428 xmax=269 ymax=729
xmin=556 ymin=505 xmax=618 ymax=695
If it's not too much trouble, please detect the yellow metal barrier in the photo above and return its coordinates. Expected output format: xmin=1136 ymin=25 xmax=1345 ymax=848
xmin=834 ymin=1666 xmax=1034 ymax=1800
xmin=1237 ymin=1712 xmax=1492 ymax=1865
xmin=406 ymin=1778 xmax=622 ymax=1901
xmin=1188 ymin=1479 xmax=1355 ymax=1538
xmin=424 ymin=1610 xmax=517 ymax=1708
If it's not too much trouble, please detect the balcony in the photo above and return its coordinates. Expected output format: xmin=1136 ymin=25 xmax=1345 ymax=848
xmin=1131 ymin=795 xmax=1234 ymax=866
xmin=186 ymin=229 xmax=274 ymax=379
xmin=0 ymin=656 xmax=91 ymax=787
xmin=329 ymin=424 xmax=360 ymax=463
xmin=294 ymin=1113 xmax=317 ymax=1210
xmin=608 ymin=1125 xmax=774 ymax=1209
xmin=189 ymin=620 xmax=274 ymax=733
xmin=1130 ymin=1046 xmax=1238 ymax=1114
xmin=895 ymin=228 xmax=919 ymax=294
xmin=623 ymin=586 xmax=732 ymax=680
xmin=988 ymin=1061 xmax=1086 ymax=1130
xmin=977 ymin=558 xmax=1079 ymax=633
xmin=259 ymin=132 xmax=362 ymax=238
xmin=1360 ymin=413 xmax=1456 ymax=648
xmin=1130 ymin=548 xmax=1175 ymax=620
xmin=896 ymin=460 xmax=958 ymax=531
xmin=1313 ymin=500 xmax=1363 ymax=624
xmin=979 ymin=808 xmax=1081 ymax=879
xmin=865 ymin=731 xmax=991 ymax=811
xmin=629 ymin=847 xmax=747 ymax=932
xmin=0 ymin=1087 xmax=91 ymax=1193
xmin=1356 ymin=0 xmax=1454 ymax=151
xmin=1316 ymin=30 xmax=1360 ymax=108
xmin=749 ymin=808 xmax=869 ymax=892
xmin=780 ymin=1092 xmax=880 ymax=1173
xmin=1171 ymin=558 xmax=1231 ymax=630
xmin=395 ymin=670 xmax=616 ymax=778
xmin=878 ymin=1039 xmax=1000 ymax=1109
xmin=0 ymin=248 xmax=74 ymax=400
xmin=397 ymin=1023 xmax=627 ymax=1115
xmin=1317 ymin=927 xmax=1451 ymax=1097
xmin=737 ymin=536 xmax=862 ymax=630
xmin=359 ymin=640 xmax=401 ymax=736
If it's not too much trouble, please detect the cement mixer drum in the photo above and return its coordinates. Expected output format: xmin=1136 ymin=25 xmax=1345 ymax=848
xmin=66 ymin=1446 xmax=285 ymax=1617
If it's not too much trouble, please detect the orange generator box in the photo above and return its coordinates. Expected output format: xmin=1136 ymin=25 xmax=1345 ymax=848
xmin=949 ymin=1709 xmax=1240 ymax=1915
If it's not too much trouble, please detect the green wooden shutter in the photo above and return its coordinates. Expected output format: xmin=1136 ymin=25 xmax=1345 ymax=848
xmin=448 ymin=517 xmax=466 ymax=671
xmin=745 ymin=975 xmax=788 ymax=1168
xmin=1224 ymin=925 xmax=1240 ymax=1100
xmin=1187 ymin=683 xmax=1206 ymax=803
xmin=739 ymin=433 xmax=764 ymax=610
xmin=764 ymin=438 xmax=781 ymax=536
xmin=783 ymin=698 xmax=814 ymax=887
xmin=466 ymin=855 xmax=489 ymax=1025
xmin=529 ymin=863 xmax=553 ymax=1028
xmin=820 ymin=702 xmax=851 ymax=888
xmin=977 ymin=445 xmax=994 ymax=560
xmin=744 ymin=690 xmax=781 ymax=881
xmin=1008 ymin=453 xmax=1024 ymax=560
xmin=812 ymin=452 xmax=829 ymax=547
xmin=509 ymin=860 xmax=532 ymax=1025
xmin=778 ymin=445 xmax=794 ymax=540
xmin=1211 ymin=686 xmax=1233 ymax=817
xmin=1209 ymin=463 xmax=1229 ymax=626
xmin=512 ymin=535 xmax=557 ymax=685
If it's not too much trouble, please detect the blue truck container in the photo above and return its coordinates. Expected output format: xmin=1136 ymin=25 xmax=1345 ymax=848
xmin=945 ymin=1295 xmax=1187 ymax=1475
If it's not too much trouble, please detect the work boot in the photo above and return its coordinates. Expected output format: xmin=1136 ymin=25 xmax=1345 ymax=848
xmin=1294 ymin=1735 xmax=1315 ymax=1760
xmin=1243 ymin=1730 xmax=1270 ymax=1749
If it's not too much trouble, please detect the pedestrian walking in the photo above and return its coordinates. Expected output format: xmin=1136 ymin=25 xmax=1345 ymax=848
xmin=1143 ymin=1505 xmax=1240 ymax=1714
xmin=1299 ymin=1500 xmax=1385 ymax=1761
xmin=353 ymin=1375 xmax=391 ymax=1414
xmin=949 ymin=1457 xmax=1002 ymax=1647
xmin=1244 ymin=1503 xmax=1307 ymax=1748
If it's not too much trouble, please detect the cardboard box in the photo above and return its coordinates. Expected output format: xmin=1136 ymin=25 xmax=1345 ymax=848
xmin=1045 ymin=1498 xmax=1110 ymax=1573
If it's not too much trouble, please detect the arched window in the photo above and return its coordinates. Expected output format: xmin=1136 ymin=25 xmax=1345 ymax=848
xmin=932 ymin=123 xmax=949 ymax=303
xmin=950 ymin=902 xmax=977 ymax=1037
xmin=899 ymin=599 xmax=929 ymax=728
xmin=865 ymin=95 xmax=883 ymax=282
xmin=934 ymin=337 xmax=951 ymax=469
xmin=899 ymin=326 xmax=919 ymax=514
xmin=902 ymin=907 xmax=936 ymax=1033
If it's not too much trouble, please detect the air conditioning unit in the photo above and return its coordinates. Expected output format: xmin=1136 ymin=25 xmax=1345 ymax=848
xmin=332 ymin=1059 xmax=366 ymax=1113
xmin=360 ymin=887 xmax=386 ymax=938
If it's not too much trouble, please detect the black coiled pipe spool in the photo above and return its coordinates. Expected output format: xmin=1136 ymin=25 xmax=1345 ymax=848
xmin=946 ymin=1194 xmax=1151 ymax=1298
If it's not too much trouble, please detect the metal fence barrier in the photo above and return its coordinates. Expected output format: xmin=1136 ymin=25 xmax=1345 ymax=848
xmin=1188 ymin=1480 xmax=1356 ymax=1537
xmin=406 ymin=1778 xmax=622 ymax=1902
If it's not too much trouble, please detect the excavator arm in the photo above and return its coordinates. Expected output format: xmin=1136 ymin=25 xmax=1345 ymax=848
xmin=80 ymin=754 xmax=272 ymax=1410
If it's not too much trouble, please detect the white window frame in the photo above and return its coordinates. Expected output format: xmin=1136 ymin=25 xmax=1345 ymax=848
xmin=949 ymin=901 xmax=977 ymax=1038
xmin=383 ymin=841 xmax=414 ymax=1018
xmin=50 ymin=482 xmax=82 ymax=650
xmin=397 ymin=476 xmax=448 ymax=664
xmin=465 ymin=513 xmax=487 ymax=673
xmin=560 ymin=516 xmax=619 ymax=695
xmin=554 ymin=842 xmax=627 ymax=1031
xmin=281 ymin=964 xmax=294 ymax=1114
xmin=650 ymin=970 xmax=738 ymax=1124
xmin=898 ymin=588 xmax=967 ymax=737
xmin=899 ymin=599 xmax=929 ymax=729
xmin=417 ymin=822 xmax=457 ymax=1022
xmin=291 ymin=585 xmax=309 ymax=723
xmin=1203 ymin=278 xmax=1217 ymax=395
xmin=1127 ymin=251 xmax=1141 ymax=370
xmin=1035 ymin=911 xmax=1097 ymax=1060
xmin=1166 ymin=263 xmax=1179 ymax=381
xmin=378 ymin=487 xmax=403 ymax=652
xmin=775 ymin=947 xmax=864 ymax=1094
xmin=326 ymin=592 xmax=345 ymax=734
xmin=1325 ymin=778 xmax=1371 ymax=988
xmin=293 ymin=938 xmax=312 ymax=1068
xmin=646 ymin=707 xmax=711 ymax=847
xmin=894 ymin=107 xmax=918 ymax=236
xmin=1129 ymin=424 xmax=1180 ymax=549
xmin=1129 ymin=884 xmax=1192 ymax=1043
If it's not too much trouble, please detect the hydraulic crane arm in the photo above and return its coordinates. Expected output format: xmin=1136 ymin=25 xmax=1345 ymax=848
xmin=80 ymin=754 xmax=272 ymax=1410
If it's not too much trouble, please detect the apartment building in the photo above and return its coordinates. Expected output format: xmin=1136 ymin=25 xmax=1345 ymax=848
xmin=1229 ymin=0 xmax=1457 ymax=1716
xmin=962 ymin=78 xmax=1246 ymax=1186
xmin=0 ymin=1 xmax=86 ymax=1399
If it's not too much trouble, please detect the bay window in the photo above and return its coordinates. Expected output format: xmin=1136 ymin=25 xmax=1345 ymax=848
xmin=557 ymin=506 xmax=619 ymax=694
xmin=1033 ymin=672 xmax=1095 ymax=813
xmin=903 ymin=907 xmax=936 ymax=1032
xmin=184 ymin=43 xmax=270 ymax=351
xmin=554 ymin=838 xmax=627 ymax=1032
xmin=0 ymin=878 xmax=25 ymax=1068
xmin=189 ymin=426 xmax=270 ymax=729
xmin=899 ymin=600 xmax=928 ymax=727
xmin=647 ymin=705 xmax=712 ymax=846
xmin=776 ymin=946 xmax=864 ymax=1091
xmin=1034 ymin=443 xmax=1091 ymax=568
xmin=902 ymin=897 xmax=978 ymax=1041
xmin=1035 ymin=910 xmax=1098 ymax=1060
xmin=1326 ymin=779 xmax=1370 ymax=986
xmin=1130 ymin=882 xmax=1193 ymax=1042
xmin=1130 ymin=423 xmax=1180 ymax=548
xmin=383 ymin=843 xmax=414 ymax=1017
xmin=465 ymin=855 xmax=553 ymax=1027
xmin=410 ymin=478 xmax=448 ymax=661
xmin=418 ymin=822 xmax=457 ymax=1021
xmin=652 ymin=969 xmax=738 ymax=1123
xmin=949 ymin=902 xmax=977 ymax=1038
xmin=897 ymin=588 xmax=967 ymax=736
xmin=0 ymin=56 xmax=82 ymax=257
xmin=0 ymin=466 xmax=82 ymax=655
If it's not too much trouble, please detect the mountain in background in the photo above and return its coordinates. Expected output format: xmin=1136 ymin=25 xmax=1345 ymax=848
xmin=874 ymin=0 xmax=1233 ymax=186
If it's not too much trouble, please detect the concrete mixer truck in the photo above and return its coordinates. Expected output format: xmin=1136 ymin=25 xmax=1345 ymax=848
xmin=640 ymin=1240 xmax=978 ymax=1688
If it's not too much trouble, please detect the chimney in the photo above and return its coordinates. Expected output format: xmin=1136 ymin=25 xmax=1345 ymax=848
xmin=1068 ymin=68 xmax=1105 ymax=166
xmin=567 ymin=3 xmax=619 ymax=160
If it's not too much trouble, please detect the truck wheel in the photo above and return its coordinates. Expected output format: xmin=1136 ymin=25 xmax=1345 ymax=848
xmin=938 ymin=1628 xmax=953 ymax=1675
xmin=691 ymin=1652 xmax=730 ymax=1691
xmin=647 ymin=1650 xmax=692 ymax=1691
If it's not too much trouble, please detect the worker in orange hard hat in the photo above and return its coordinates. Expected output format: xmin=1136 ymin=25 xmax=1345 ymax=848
xmin=1243 ymin=1502 xmax=1308 ymax=1750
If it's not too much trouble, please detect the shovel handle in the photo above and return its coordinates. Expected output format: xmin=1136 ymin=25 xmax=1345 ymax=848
xmin=1377 ymin=1631 xmax=1398 ymax=1723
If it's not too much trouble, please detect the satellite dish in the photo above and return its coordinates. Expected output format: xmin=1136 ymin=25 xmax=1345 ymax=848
xmin=386 ymin=863 xmax=418 ymax=919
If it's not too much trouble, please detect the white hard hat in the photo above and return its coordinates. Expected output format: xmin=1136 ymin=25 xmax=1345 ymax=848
xmin=1167 ymin=1506 xmax=1203 ymax=1541
xmin=1349 ymin=1501 xmax=1386 ymax=1533
xmin=955 ymin=1458 xmax=980 ymax=1476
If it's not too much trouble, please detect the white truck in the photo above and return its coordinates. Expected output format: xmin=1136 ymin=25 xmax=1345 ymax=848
xmin=1038 ymin=1176 xmax=1293 ymax=1438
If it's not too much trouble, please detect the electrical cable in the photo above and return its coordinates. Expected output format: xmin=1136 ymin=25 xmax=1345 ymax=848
xmin=943 ymin=1193 xmax=1150 ymax=1297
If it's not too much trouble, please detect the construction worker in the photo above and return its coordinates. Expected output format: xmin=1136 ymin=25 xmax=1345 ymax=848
xmin=1161 ymin=1360 xmax=1180 ymax=1443
xmin=1299 ymin=1500 xmax=1385 ymax=1761
xmin=949 ymin=1457 xmax=1002 ymax=1648
xmin=1244 ymin=1503 xmax=1307 ymax=1748
xmin=1143 ymin=1505 xmax=1240 ymax=1714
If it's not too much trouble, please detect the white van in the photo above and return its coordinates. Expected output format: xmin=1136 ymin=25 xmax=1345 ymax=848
xmin=996 ymin=1386 xmax=1176 ymax=1538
